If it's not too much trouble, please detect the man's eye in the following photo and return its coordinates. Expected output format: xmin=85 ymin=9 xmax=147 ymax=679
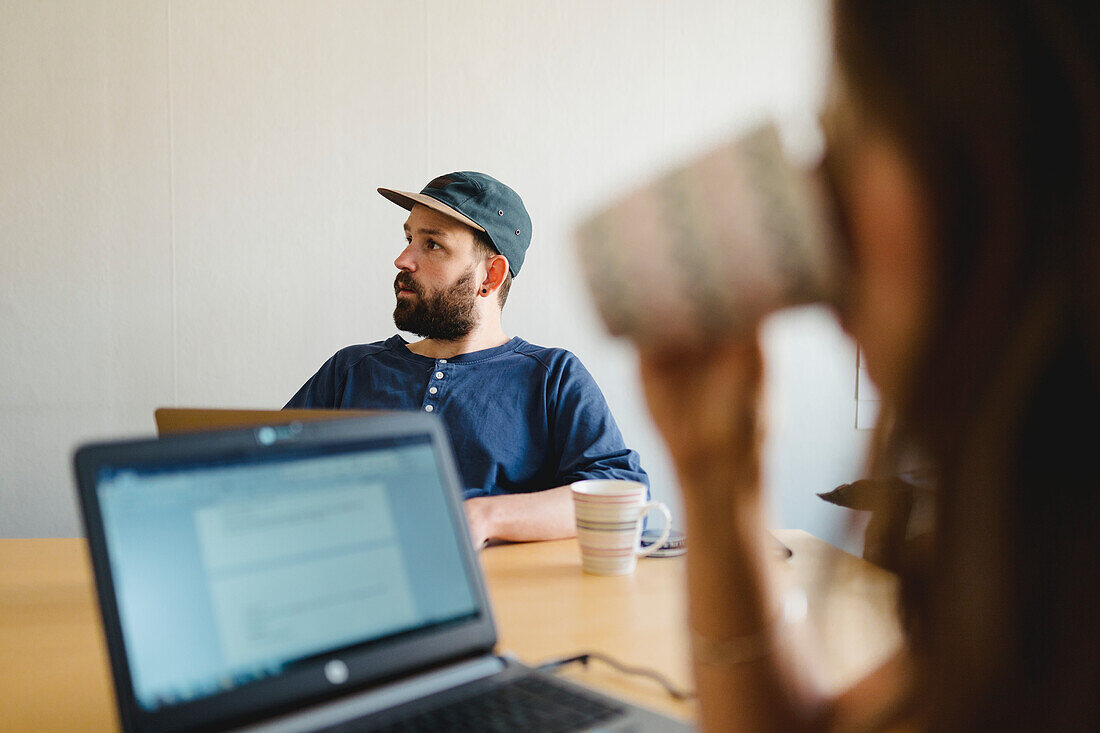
xmin=426 ymin=240 xmax=442 ymax=251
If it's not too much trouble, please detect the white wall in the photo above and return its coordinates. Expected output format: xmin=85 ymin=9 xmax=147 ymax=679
xmin=1 ymin=0 xmax=868 ymax=542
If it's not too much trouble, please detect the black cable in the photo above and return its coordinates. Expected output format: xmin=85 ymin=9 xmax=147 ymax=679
xmin=535 ymin=650 xmax=695 ymax=701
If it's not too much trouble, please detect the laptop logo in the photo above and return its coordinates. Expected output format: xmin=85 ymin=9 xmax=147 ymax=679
xmin=324 ymin=659 xmax=349 ymax=685
xmin=255 ymin=423 xmax=303 ymax=446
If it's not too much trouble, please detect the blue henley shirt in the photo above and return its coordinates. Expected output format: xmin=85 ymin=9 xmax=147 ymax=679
xmin=285 ymin=335 xmax=648 ymax=499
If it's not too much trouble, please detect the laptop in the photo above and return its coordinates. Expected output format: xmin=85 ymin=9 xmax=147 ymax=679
xmin=153 ymin=407 xmax=389 ymax=435
xmin=73 ymin=413 xmax=693 ymax=732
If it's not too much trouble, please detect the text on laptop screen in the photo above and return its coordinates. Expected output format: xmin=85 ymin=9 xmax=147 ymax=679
xmin=95 ymin=436 xmax=478 ymax=711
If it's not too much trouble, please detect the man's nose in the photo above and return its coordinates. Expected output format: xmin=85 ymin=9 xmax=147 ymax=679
xmin=394 ymin=244 xmax=416 ymax=272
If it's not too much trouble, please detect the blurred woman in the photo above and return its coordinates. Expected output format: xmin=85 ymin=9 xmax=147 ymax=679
xmin=640 ymin=1 xmax=1099 ymax=729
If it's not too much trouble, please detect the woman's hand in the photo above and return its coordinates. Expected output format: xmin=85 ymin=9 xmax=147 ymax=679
xmin=638 ymin=335 xmax=765 ymax=499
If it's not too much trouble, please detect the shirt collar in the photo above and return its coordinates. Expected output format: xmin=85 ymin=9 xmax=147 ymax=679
xmin=386 ymin=335 xmax=524 ymax=364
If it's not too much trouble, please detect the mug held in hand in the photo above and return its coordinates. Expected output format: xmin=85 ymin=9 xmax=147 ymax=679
xmin=574 ymin=123 xmax=840 ymax=347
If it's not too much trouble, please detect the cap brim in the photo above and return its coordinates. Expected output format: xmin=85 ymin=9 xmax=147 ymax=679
xmin=377 ymin=188 xmax=486 ymax=232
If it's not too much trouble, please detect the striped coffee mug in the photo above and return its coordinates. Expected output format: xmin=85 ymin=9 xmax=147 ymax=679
xmin=571 ymin=480 xmax=672 ymax=575
xmin=574 ymin=123 xmax=840 ymax=349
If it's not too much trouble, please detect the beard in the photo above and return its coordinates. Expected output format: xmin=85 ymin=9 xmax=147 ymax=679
xmin=393 ymin=268 xmax=479 ymax=341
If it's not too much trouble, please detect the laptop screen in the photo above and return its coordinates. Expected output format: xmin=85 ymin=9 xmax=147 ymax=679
xmin=93 ymin=433 xmax=479 ymax=713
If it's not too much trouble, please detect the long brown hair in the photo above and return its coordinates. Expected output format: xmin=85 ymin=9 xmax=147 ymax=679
xmin=833 ymin=1 xmax=1100 ymax=729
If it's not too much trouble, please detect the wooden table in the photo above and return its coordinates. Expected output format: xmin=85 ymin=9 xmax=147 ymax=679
xmin=0 ymin=531 xmax=902 ymax=731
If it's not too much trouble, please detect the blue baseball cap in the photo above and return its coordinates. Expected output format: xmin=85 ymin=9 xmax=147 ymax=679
xmin=378 ymin=172 xmax=532 ymax=277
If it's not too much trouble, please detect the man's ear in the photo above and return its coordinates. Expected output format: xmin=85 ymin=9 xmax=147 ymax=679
xmin=479 ymin=255 xmax=509 ymax=297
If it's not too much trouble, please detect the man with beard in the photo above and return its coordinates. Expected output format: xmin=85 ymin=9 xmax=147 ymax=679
xmin=286 ymin=172 xmax=647 ymax=547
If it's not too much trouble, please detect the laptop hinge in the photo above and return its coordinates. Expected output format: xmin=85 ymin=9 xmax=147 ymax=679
xmin=235 ymin=654 xmax=506 ymax=733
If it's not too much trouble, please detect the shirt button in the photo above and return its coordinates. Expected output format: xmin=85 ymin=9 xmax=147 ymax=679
xmin=429 ymin=387 xmax=438 ymax=395
xmin=435 ymin=371 xmax=444 ymax=379
xmin=424 ymin=405 xmax=434 ymax=413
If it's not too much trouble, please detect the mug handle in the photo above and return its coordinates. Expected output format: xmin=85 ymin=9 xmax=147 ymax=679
xmin=635 ymin=501 xmax=672 ymax=557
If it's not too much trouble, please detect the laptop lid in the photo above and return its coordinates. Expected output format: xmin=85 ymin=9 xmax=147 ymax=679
xmin=153 ymin=407 xmax=388 ymax=435
xmin=74 ymin=413 xmax=497 ymax=733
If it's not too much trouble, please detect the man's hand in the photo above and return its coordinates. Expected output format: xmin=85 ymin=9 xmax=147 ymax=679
xmin=463 ymin=497 xmax=493 ymax=549
xmin=461 ymin=487 xmax=576 ymax=549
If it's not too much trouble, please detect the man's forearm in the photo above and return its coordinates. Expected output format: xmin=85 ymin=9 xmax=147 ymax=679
xmin=465 ymin=485 xmax=576 ymax=545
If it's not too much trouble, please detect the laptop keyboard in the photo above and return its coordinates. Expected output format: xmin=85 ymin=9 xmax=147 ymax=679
xmin=326 ymin=675 xmax=626 ymax=733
